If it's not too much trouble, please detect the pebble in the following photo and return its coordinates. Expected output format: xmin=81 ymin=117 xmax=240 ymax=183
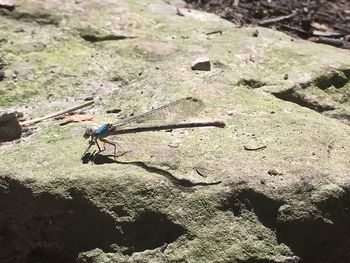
xmin=0 ymin=111 xmax=22 ymax=142
xmin=191 ymin=57 xmax=211 ymax=71
xmin=12 ymin=70 xmax=18 ymax=79
xmin=84 ymin=96 xmax=94 ymax=101
xmin=268 ymin=169 xmax=283 ymax=176
xmin=168 ymin=141 xmax=180 ymax=148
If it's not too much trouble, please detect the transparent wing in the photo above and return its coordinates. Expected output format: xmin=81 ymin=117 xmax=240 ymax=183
xmin=113 ymin=97 xmax=204 ymax=128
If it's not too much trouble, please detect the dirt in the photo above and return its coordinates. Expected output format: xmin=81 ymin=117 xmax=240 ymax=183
xmin=185 ymin=0 xmax=350 ymax=49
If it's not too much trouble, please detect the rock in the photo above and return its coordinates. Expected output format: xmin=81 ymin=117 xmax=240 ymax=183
xmin=0 ymin=111 xmax=22 ymax=142
xmin=84 ymin=96 xmax=94 ymax=101
xmin=1 ymin=0 xmax=350 ymax=262
xmin=191 ymin=57 xmax=211 ymax=71
xmin=268 ymin=169 xmax=283 ymax=176
xmin=0 ymin=0 xmax=15 ymax=11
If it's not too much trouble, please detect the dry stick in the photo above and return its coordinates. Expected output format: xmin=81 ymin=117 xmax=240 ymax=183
xmin=20 ymin=100 xmax=95 ymax=126
xmin=258 ymin=12 xmax=297 ymax=26
xmin=206 ymin=30 xmax=223 ymax=35
xmin=309 ymin=36 xmax=344 ymax=47
xmin=244 ymin=145 xmax=267 ymax=151
xmin=312 ymin=30 xmax=343 ymax=38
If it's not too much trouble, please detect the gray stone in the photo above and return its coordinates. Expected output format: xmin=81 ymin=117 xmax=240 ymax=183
xmin=0 ymin=111 xmax=22 ymax=142
xmin=191 ymin=57 xmax=211 ymax=71
xmin=0 ymin=0 xmax=16 ymax=11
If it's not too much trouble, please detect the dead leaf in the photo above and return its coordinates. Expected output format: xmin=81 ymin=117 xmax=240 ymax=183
xmin=59 ymin=114 xmax=93 ymax=125
xmin=311 ymin=22 xmax=331 ymax=31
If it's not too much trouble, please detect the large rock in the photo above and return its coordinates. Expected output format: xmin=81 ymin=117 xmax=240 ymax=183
xmin=0 ymin=0 xmax=350 ymax=263
xmin=0 ymin=111 xmax=21 ymax=142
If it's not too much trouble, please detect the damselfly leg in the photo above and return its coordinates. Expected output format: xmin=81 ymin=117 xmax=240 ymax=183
xmin=100 ymin=138 xmax=129 ymax=159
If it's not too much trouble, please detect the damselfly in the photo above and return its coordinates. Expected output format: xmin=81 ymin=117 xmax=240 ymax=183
xmin=82 ymin=97 xmax=225 ymax=159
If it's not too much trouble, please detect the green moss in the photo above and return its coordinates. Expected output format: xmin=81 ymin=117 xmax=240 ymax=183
xmin=0 ymin=40 xmax=93 ymax=106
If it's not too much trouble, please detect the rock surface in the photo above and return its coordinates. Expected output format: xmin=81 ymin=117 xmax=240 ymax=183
xmin=0 ymin=0 xmax=350 ymax=263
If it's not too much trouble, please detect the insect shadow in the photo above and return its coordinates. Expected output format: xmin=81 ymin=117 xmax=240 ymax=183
xmin=81 ymin=153 xmax=221 ymax=189
xmin=81 ymin=153 xmax=124 ymax=164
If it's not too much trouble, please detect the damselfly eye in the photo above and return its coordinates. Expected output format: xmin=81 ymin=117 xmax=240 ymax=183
xmin=83 ymin=128 xmax=93 ymax=139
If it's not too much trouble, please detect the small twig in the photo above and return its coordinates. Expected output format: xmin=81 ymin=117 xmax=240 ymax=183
xmin=233 ymin=0 xmax=240 ymax=7
xmin=280 ymin=24 xmax=309 ymax=36
xmin=21 ymin=100 xmax=94 ymax=126
xmin=259 ymin=12 xmax=297 ymax=26
xmin=205 ymin=30 xmax=223 ymax=36
xmin=195 ymin=167 xmax=207 ymax=178
xmin=309 ymin=36 xmax=344 ymax=47
xmin=312 ymin=30 xmax=343 ymax=38
xmin=244 ymin=145 xmax=267 ymax=151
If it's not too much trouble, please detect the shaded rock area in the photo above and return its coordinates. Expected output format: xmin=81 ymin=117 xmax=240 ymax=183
xmin=239 ymin=67 xmax=350 ymax=125
xmin=0 ymin=177 xmax=185 ymax=262
xmin=0 ymin=0 xmax=350 ymax=262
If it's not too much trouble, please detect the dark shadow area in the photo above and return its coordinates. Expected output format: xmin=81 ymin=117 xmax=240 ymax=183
xmin=121 ymin=211 xmax=185 ymax=255
xmin=276 ymin=187 xmax=350 ymax=263
xmin=271 ymin=88 xmax=335 ymax=113
xmin=219 ymin=187 xmax=283 ymax=230
xmin=313 ymin=69 xmax=350 ymax=90
xmin=80 ymin=34 xmax=135 ymax=42
xmin=82 ymin=153 xmax=221 ymax=189
xmin=237 ymin=78 xmax=267 ymax=89
xmin=0 ymin=10 xmax=61 ymax=25
xmin=220 ymin=184 xmax=350 ymax=263
xmin=0 ymin=178 xmax=186 ymax=263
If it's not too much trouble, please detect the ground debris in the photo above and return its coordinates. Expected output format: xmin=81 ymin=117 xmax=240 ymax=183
xmin=185 ymin=0 xmax=350 ymax=49
xmin=244 ymin=145 xmax=267 ymax=151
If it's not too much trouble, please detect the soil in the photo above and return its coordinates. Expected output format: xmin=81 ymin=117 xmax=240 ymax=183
xmin=185 ymin=0 xmax=350 ymax=49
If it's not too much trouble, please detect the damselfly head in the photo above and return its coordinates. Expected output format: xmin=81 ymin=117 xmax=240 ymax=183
xmin=83 ymin=128 xmax=94 ymax=139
